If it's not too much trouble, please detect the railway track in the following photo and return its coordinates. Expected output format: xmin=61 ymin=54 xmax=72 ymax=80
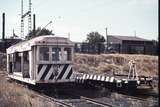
xmin=27 ymin=87 xmax=74 ymax=107
xmin=80 ymin=96 xmax=117 ymax=107
xmin=34 ymin=92 xmax=73 ymax=107
xmin=117 ymin=93 xmax=152 ymax=102
xmin=28 ymin=84 xmax=117 ymax=107
xmin=61 ymin=96 xmax=117 ymax=107
xmin=30 ymin=85 xmax=119 ymax=107
xmin=62 ymin=90 xmax=118 ymax=107
xmin=63 ymin=88 xmax=158 ymax=107
xmin=42 ymin=89 xmax=116 ymax=107
xmin=36 ymin=91 xmax=117 ymax=107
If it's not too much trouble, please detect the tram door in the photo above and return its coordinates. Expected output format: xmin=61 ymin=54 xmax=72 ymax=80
xmin=13 ymin=52 xmax=21 ymax=73
xmin=23 ymin=51 xmax=30 ymax=78
xmin=8 ymin=54 xmax=13 ymax=73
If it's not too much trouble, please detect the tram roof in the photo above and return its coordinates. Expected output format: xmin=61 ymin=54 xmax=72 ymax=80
xmin=7 ymin=35 xmax=74 ymax=53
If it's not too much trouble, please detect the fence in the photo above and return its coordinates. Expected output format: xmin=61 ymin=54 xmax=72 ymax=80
xmin=74 ymin=42 xmax=158 ymax=55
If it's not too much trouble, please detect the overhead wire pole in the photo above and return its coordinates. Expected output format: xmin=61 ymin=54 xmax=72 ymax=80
xmin=21 ymin=0 xmax=32 ymax=39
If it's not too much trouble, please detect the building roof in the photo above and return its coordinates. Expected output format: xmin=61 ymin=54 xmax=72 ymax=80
xmin=0 ymin=38 xmax=21 ymax=42
xmin=108 ymin=35 xmax=150 ymax=41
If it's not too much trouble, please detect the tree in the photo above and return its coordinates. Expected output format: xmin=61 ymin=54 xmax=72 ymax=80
xmin=86 ymin=32 xmax=105 ymax=44
xmin=25 ymin=27 xmax=54 ymax=40
xmin=86 ymin=32 xmax=105 ymax=54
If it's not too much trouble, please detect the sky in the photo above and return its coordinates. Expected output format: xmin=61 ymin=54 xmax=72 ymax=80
xmin=0 ymin=0 xmax=158 ymax=42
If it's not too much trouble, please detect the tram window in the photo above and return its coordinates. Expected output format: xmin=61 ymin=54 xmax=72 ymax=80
xmin=52 ymin=48 xmax=61 ymax=61
xmin=39 ymin=47 xmax=49 ymax=61
xmin=8 ymin=54 xmax=12 ymax=62
xmin=64 ymin=48 xmax=72 ymax=61
xmin=24 ymin=51 xmax=29 ymax=61
xmin=14 ymin=52 xmax=21 ymax=72
xmin=23 ymin=51 xmax=29 ymax=78
xmin=8 ymin=54 xmax=13 ymax=73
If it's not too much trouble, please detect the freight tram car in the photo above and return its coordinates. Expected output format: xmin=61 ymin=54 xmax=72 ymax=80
xmin=6 ymin=35 xmax=76 ymax=85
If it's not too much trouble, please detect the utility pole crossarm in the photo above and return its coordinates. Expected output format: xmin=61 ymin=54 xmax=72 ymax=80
xmin=22 ymin=11 xmax=31 ymax=18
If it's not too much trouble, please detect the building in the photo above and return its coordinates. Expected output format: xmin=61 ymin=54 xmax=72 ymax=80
xmin=0 ymin=38 xmax=22 ymax=53
xmin=74 ymin=42 xmax=105 ymax=54
xmin=0 ymin=13 xmax=22 ymax=53
xmin=107 ymin=35 xmax=157 ymax=55
xmin=74 ymin=35 xmax=158 ymax=55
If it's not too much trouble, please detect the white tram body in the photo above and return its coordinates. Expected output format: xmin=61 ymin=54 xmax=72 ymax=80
xmin=6 ymin=35 xmax=76 ymax=85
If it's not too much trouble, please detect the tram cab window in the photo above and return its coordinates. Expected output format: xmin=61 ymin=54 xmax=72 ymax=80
xmin=39 ymin=47 xmax=49 ymax=61
xmin=52 ymin=48 xmax=61 ymax=61
xmin=64 ymin=48 xmax=72 ymax=61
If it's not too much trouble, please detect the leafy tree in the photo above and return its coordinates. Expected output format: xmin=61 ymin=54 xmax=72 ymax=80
xmin=86 ymin=32 xmax=105 ymax=44
xmin=25 ymin=27 xmax=54 ymax=40
xmin=85 ymin=32 xmax=105 ymax=54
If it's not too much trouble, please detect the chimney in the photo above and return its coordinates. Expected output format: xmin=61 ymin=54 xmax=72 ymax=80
xmin=33 ymin=14 xmax=36 ymax=35
xmin=2 ymin=13 xmax=5 ymax=41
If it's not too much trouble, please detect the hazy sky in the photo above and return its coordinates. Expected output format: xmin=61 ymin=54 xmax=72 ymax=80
xmin=0 ymin=0 xmax=158 ymax=42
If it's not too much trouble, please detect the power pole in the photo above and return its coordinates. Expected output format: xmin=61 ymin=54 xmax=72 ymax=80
xmin=2 ymin=13 xmax=5 ymax=41
xmin=105 ymin=27 xmax=108 ymax=44
xmin=33 ymin=14 xmax=36 ymax=36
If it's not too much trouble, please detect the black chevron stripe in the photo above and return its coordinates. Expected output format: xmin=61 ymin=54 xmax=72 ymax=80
xmin=40 ymin=64 xmax=52 ymax=80
xmin=38 ymin=64 xmax=43 ymax=73
xmin=57 ymin=64 xmax=69 ymax=79
xmin=49 ymin=73 xmax=54 ymax=80
xmin=66 ymin=68 xmax=72 ymax=79
xmin=49 ymin=65 xmax=59 ymax=80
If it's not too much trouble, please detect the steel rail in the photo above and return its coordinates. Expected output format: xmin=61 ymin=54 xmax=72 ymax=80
xmin=80 ymin=96 xmax=118 ymax=107
xmin=116 ymin=93 xmax=157 ymax=103
xmin=64 ymin=91 xmax=118 ymax=107
xmin=32 ymin=90 xmax=74 ymax=107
